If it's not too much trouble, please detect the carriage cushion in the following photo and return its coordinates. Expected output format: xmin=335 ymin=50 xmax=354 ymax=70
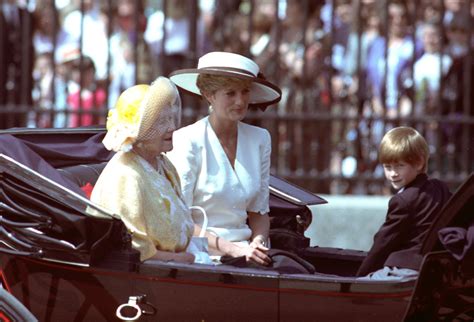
xmin=57 ymin=162 xmax=108 ymax=194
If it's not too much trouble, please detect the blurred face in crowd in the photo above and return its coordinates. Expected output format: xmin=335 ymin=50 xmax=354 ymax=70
xmin=422 ymin=24 xmax=442 ymax=53
xmin=336 ymin=3 xmax=352 ymax=24
xmin=118 ymin=0 xmax=135 ymax=16
xmin=423 ymin=4 xmax=442 ymax=23
xmin=34 ymin=54 xmax=53 ymax=78
xmin=444 ymin=0 xmax=465 ymax=12
xmin=253 ymin=0 xmax=276 ymax=20
xmin=388 ymin=3 xmax=407 ymax=38
xmin=367 ymin=14 xmax=380 ymax=31
xmin=252 ymin=0 xmax=276 ymax=34
xmin=82 ymin=67 xmax=96 ymax=88
xmin=285 ymin=0 xmax=302 ymax=25
xmin=35 ymin=5 xmax=58 ymax=36
xmin=446 ymin=25 xmax=469 ymax=57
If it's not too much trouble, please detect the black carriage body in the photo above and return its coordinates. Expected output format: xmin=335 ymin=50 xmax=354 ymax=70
xmin=1 ymin=255 xmax=415 ymax=322
xmin=0 ymin=128 xmax=472 ymax=321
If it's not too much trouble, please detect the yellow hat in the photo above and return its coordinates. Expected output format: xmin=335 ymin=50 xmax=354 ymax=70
xmin=103 ymin=77 xmax=181 ymax=152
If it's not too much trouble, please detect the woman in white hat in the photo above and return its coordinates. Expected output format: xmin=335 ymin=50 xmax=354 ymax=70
xmin=88 ymin=77 xmax=195 ymax=263
xmin=167 ymin=51 xmax=281 ymax=266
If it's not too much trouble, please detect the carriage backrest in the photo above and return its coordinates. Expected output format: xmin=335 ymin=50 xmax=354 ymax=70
xmin=58 ymin=162 xmax=108 ymax=188
xmin=421 ymin=173 xmax=474 ymax=255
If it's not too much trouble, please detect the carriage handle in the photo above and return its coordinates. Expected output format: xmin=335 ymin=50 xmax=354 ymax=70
xmin=189 ymin=206 xmax=208 ymax=238
xmin=116 ymin=295 xmax=156 ymax=321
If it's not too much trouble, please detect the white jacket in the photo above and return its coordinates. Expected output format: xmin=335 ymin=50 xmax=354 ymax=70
xmin=167 ymin=116 xmax=271 ymax=243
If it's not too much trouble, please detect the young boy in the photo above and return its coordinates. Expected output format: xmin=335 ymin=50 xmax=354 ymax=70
xmin=357 ymin=126 xmax=452 ymax=280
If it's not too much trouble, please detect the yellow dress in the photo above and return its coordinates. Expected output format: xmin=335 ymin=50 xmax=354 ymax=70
xmin=88 ymin=151 xmax=194 ymax=261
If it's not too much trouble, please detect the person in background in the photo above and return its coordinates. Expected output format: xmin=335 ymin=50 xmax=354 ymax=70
xmin=67 ymin=56 xmax=107 ymax=127
xmin=46 ymin=44 xmax=81 ymax=128
xmin=357 ymin=126 xmax=452 ymax=280
xmin=167 ymin=51 xmax=281 ymax=266
xmin=365 ymin=1 xmax=418 ymax=119
xmin=31 ymin=52 xmax=55 ymax=127
xmin=144 ymin=0 xmax=210 ymax=77
xmin=89 ymin=77 xmax=195 ymax=263
xmin=440 ymin=11 xmax=474 ymax=169
xmin=359 ymin=1 xmax=422 ymax=178
xmin=108 ymin=0 xmax=151 ymax=107
xmin=408 ymin=22 xmax=452 ymax=151
xmin=30 ymin=1 xmax=74 ymax=128
xmin=414 ymin=1 xmax=443 ymax=41
xmin=412 ymin=23 xmax=452 ymax=114
xmin=61 ymin=0 xmax=109 ymax=80
xmin=32 ymin=0 xmax=71 ymax=60
xmin=444 ymin=11 xmax=471 ymax=60
xmin=343 ymin=2 xmax=380 ymax=84
xmin=443 ymin=0 xmax=467 ymax=27
xmin=0 ymin=0 xmax=34 ymax=129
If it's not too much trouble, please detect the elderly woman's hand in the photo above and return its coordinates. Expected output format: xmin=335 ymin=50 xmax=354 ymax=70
xmin=151 ymin=250 xmax=195 ymax=264
xmin=173 ymin=252 xmax=196 ymax=264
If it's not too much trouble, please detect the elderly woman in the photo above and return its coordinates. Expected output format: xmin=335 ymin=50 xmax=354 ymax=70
xmin=89 ymin=77 xmax=195 ymax=263
xmin=167 ymin=51 xmax=281 ymax=266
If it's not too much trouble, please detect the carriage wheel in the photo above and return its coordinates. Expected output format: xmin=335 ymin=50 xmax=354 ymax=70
xmin=0 ymin=287 xmax=38 ymax=322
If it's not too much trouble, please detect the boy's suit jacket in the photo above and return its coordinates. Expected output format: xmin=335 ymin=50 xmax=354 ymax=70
xmin=357 ymin=173 xmax=452 ymax=276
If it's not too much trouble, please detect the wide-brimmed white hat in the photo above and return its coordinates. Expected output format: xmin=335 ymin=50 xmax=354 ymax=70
xmin=169 ymin=51 xmax=281 ymax=108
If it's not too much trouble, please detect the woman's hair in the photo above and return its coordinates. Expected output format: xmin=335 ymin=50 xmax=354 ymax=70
xmin=196 ymin=74 xmax=252 ymax=98
xmin=379 ymin=127 xmax=429 ymax=171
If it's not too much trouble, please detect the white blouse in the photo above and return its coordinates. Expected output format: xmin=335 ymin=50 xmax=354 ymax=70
xmin=167 ymin=117 xmax=271 ymax=243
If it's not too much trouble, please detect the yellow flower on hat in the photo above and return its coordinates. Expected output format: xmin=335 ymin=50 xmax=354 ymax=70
xmin=107 ymin=84 xmax=149 ymax=130
xmin=102 ymin=77 xmax=181 ymax=152
xmin=103 ymin=84 xmax=150 ymax=152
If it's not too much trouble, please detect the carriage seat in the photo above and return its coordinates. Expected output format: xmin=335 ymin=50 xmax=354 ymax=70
xmin=57 ymin=162 xmax=108 ymax=189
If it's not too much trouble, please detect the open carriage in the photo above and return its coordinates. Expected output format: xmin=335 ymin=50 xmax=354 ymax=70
xmin=0 ymin=127 xmax=473 ymax=321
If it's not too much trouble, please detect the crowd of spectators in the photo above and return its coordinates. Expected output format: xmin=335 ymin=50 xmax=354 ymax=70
xmin=1 ymin=0 xmax=473 ymax=193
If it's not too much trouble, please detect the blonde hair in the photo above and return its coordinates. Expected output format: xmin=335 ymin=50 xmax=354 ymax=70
xmin=196 ymin=74 xmax=252 ymax=99
xmin=379 ymin=127 xmax=429 ymax=172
